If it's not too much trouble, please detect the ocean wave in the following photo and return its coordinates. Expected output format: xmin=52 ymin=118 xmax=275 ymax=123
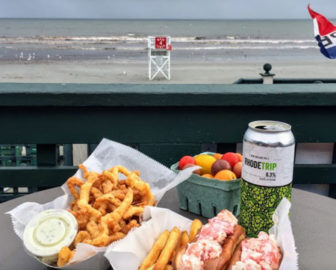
xmin=175 ymin=45 xmax=316 ymax=50
xmin=104 ymin=45 xmax=316 ymax=51
xmin=0 ymin=35 xmax=317 ymax=52
xmin=0 ymin=35 xmax=315 ymax=44
xmin=0 ymin=36 xmax=147 ymax=44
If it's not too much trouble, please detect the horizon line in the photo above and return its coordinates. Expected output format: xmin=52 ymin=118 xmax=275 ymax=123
xmin=0 ymin=17 xmax=321 ymax=20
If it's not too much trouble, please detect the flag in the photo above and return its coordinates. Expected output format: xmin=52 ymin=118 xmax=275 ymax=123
xmin=308 ymin=5 xmax=336 ymax=59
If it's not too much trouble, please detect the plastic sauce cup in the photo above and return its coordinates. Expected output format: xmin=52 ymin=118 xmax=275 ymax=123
xmin=23 ymin=209 xmax=78 ymax=265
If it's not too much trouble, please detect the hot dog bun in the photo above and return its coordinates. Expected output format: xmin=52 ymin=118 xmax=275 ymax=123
xmin=204 ymin=225 xmax=245 ymax=270
xmin=226 ymin=232 xmax=282 ymax=270
xmin=172 ymin=245 xmax=186 ymax=270
xmin=174 ymin=224 xmax=245 ymax=270
xmin=226 ymin=242 xmax=242 ymax=270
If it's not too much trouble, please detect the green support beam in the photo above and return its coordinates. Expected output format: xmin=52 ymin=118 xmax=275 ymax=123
xmin=0 ymin=166 xmax=77 ymax=187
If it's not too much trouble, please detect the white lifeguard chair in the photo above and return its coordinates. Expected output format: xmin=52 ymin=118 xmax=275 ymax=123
xmin=148 ymin=36 xmax=172 ymax=80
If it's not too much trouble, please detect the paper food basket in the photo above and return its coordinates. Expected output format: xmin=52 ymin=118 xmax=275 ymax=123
xmin=7 ymin=138 xmax=196 ymax=270
xmin=105 ymin=199 xmax=298 ymax=270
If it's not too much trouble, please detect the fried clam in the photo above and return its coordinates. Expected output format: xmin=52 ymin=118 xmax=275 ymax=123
xmin=91 ymin=188 xmax=133 ymax=246
xmin=86 ymin=220 xmax=100 ymax=239
xmin=102 ymin=170 xmax=118 ymax=190
xmin=74 ymin=231 xmax=92 ymax=246
xmin=102 ymin=179 xmax=114 ymax=194
xmin=123 ymin=205 xmax=144 ymax=219
xmin=126 ymin=172 xmax=155 ymax=206
xmin=68 ymin=209 xmax=90 ymax=230
xmin=93 ymin=194 xmax=122 ymax=215
xmin=90 ymin=187 xmax=103 ymax=199
xmin=93 ymin=193 xmax=122 ymax=209
xmin=57 ymin=247 xmax=75 ymax=267
xmin=77 ymin=165 xmax=102 ymax=222
xmin=67 ymin=177 xmax=84 ymax=200
xmin=123 ymin=219 xmax=140 ymax=234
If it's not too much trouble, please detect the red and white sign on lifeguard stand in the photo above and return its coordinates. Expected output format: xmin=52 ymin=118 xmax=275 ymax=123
xmin=148 ymin=36 xmax=172 ymax=80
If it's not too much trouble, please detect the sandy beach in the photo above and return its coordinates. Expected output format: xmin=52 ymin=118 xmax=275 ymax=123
xmin=0 ymin=59 xmax=335 ymax=84
xmin=0 ymin=19 xmax=334 ymax=84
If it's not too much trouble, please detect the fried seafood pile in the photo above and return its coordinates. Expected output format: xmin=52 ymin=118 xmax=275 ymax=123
xmin=57 ymin=164 xmax=155 ymax=267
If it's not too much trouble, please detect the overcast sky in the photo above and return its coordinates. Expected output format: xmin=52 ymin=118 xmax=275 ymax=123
xmin=0 ymin=0 xmax=335 ymax=19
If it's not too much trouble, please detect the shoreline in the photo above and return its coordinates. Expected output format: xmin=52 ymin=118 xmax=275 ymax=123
xmin=0 ymin=59 xmax=334 ymax=84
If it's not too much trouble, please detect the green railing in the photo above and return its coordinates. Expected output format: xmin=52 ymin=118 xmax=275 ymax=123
xmin=0 ymin=82 xmax=336 ymax=202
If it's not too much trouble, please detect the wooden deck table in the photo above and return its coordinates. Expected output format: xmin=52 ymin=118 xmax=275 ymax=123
xmin=0 ymin=187 xmax=335 ymax=270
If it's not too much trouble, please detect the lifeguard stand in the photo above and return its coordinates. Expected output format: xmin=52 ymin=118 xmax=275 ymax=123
xmin=148 ymin=36 xmax=172 ymax=80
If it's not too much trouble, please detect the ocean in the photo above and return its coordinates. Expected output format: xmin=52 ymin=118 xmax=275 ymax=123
xmin=0 ymin=18 xmax=329 ymax=63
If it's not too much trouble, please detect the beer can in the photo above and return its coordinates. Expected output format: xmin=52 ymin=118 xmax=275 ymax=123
xmin=240 ymin=120 xmax=295 ymax=237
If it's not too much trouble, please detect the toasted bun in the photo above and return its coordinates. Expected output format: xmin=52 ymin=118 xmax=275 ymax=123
xmin=226 ymin=241 xmax=242 ymax=270
xmin=226 ymin=238 xmax=283 ymax=270
xmin=204 ymin=225 xmax=245 ymax=270
xmin=173 ymin=245 xmax=187 ymax=270
xmin=174 ymin=225 xmax=245 ymax=270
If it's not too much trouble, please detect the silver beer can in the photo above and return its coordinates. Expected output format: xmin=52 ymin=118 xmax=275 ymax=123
xmin=240 ymin=120 xmax=295 ymax=237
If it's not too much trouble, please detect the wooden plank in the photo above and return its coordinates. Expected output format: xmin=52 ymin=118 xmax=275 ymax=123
xmin=37 ymin=144 xmax=57 ymax=166
xmin=330 ymin=145 xmax=336 ymax=198
xmin=1 ymin=83 xmax=336 ymax=107
xmin=0 ymin=167 xmax=77 ymax=187
xmin=0 ymin=193 xmax=26 ymax=203
xmin=0 ymin=164 xmax=335 ymax=188
xmin=63 ymin=144 xmax=73 ymax=166
xmin=217 ymin=143 xmax=237 ymax=154
xmin=294 ymin=164 xmax=336 ymax=184
xmin=87 ymin=144 xmax=98 ymax=155
xmin=329 ymin=183 xmax=336 ymax=198
xmin=0 ymin=106 xmax=335 ymax=144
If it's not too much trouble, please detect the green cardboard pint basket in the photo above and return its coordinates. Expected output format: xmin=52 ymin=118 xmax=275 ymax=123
xmin=171 ymin=152 xmax=241 ymax=218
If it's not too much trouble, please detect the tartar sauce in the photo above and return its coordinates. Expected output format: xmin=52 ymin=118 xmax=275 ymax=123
xmin=23 ymin=209 xmax=78 ymax=264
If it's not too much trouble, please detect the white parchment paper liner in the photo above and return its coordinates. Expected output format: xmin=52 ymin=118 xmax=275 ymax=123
xmin=105 ymin=206 xmax=193 ymax=270
xmin=7 ymin=138 xmax=196 ymax=270
xmin=105 ymin=198 xmax=298 ymax=270
xmin=270 ymin=197 xmax=298 ymax=270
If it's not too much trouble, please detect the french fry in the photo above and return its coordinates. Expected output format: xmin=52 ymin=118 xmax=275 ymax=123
xmin=169 ymin=230 xmax=182 ymax=263
xmin=171 ymin=230 xmax=189 ymax=269
xmin=141 ymin=220 xmax=203 ymax=270
xmin=170 ymin=230 xmax=186 ymax=263
xmin=188 ymin=219 xmax=202 ymax=242
xmin=154 ymin=227 xmax=181 ymax=270
xmin=180 ymin=231 xmax=189 ymax=248
xmin=138 ymin=230 xmax=170 ymax=270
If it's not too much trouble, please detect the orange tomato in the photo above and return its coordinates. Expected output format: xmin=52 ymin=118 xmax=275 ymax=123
xmin=214 ymin=169 xmax=237 ymax=181
xmin=213 ymin=153 xmax=223 ymax=160
xmin=236 ymin=153 xmax=243 ymax=162
xmin=201 ymin=173 xmax=213 ymax=179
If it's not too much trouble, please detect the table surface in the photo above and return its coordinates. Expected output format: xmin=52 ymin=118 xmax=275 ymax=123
xmin=1 ymin=187 xmax=336 ymax=270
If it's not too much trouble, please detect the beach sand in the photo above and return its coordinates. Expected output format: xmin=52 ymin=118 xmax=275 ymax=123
xmin=0 ymin=60 xmax=335 ymax=84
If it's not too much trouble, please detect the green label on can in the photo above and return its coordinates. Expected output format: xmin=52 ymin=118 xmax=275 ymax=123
xmin=239 ymin=179 xmax=292 ymax=237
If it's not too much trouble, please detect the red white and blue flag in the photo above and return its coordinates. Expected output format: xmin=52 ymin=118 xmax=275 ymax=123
xmin=308 ymin=5 xmax=336 ymax=59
